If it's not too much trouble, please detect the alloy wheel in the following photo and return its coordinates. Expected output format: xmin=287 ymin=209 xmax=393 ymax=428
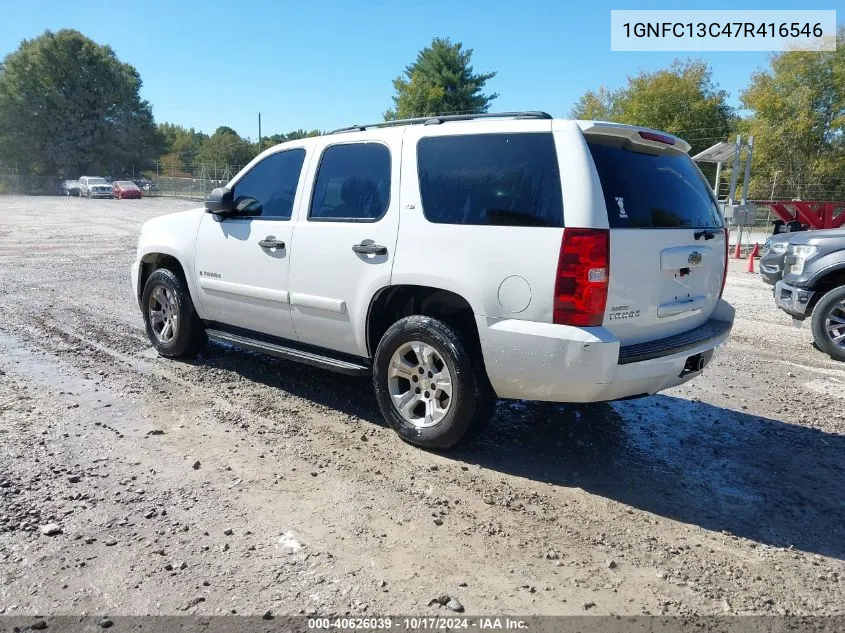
xmin=148 ymin=285 xmax=179 ymax=344
xmin=824 ymin=300 xmax=845 ymax=350
xmin=387 ymin=341 xmax=453 ymax=428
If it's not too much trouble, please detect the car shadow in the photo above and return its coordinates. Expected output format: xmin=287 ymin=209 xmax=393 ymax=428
xmin=194 ymin=342 xmax=845 ymax=560
xmin=457 ymin=397 xmax=845 ymax=560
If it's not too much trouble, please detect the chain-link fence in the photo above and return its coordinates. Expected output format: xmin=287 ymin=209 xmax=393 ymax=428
xmin=0 ymin=173 xmax=60 ymax=195
xmin=0 ymin=163 xmax=242 ymax=201
xmin=139 ymin=176 xmax=230 ymax=200
xmin=2 ymin=156 xmax=841 ymax=253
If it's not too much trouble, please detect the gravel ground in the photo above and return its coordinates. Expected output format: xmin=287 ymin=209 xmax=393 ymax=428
xmin=0 ymin=195 xmax=843 ymax=617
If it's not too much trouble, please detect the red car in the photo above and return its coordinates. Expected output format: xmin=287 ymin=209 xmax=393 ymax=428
xmin=112 ymin=180 xmax=143 ymax=199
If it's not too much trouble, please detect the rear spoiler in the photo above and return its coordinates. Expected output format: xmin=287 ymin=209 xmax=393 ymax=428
xmin=576 ymin=121 xmax=692 ymax=154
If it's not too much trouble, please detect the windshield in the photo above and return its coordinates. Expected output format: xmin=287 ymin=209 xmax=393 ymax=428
xmin=87 ymin=178 xmax=108 ymax=185
xmin=117 ymin=181 xmax=137 ymax=187
xmin=587 ymin=140 xmax=724 ymax=229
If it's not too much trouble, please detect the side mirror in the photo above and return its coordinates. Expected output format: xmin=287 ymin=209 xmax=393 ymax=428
xmin=205 ymin=187 xmax=234 ymax=214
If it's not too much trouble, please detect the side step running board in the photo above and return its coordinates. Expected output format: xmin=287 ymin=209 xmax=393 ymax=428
xmin=206 ymin=329 xmax=371 ymax=376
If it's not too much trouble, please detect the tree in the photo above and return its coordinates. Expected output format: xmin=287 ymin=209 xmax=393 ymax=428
xmin=740 ymin=26 xmax=845 ymax=200
xmin=263 ymin=129 xmax=322 ymax=146
xmin=195 ymin=126 xmax=255 ymax=171
xmin=569 ymin=86 xmax=619 ymax=122
xmin=385 ymin=37 xmax=498 ymax=120
xmin=0 ymin=29 xmax=161 ymax=176
xmin=157 ymin=123 xmax=207 ymax=176
xmin=569 ymin=60 xmax=736 ymax=156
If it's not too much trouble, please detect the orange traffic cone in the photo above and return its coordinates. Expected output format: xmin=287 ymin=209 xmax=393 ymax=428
xmin=749 ymin=242 xmax=760 ymax=258
xmin=746 ymin=251 xmax=755 ymax=273
xmin=733 ymin=242 xmax=742 ymax=259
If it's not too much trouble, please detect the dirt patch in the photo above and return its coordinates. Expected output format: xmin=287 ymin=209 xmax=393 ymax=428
xmin=0 ymin=196 xmax=843 ymax=616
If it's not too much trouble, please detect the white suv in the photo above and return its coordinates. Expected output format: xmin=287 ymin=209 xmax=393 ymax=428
xmin=131 ymin=111 xmax=734 ymax=449
xmin=79 ymin=176 xmax=113 ymax=199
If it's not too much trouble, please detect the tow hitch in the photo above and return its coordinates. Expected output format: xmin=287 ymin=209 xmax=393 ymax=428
xmin=680 ymin=353 xmax=706 ymax=377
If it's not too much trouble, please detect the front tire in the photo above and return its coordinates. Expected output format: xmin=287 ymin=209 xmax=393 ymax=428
xmin=373 ymin=315 xmax=495 ymax=450
xmin=811 ymin=285 xmax=845 ymax=361
xmin=141 ymin=268 xmax=206 ymax=358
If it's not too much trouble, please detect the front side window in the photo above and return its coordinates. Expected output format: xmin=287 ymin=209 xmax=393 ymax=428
xmin=231 ymin=149 xmax=306 ymax=220
xmin=309 ymin=143 xmax=391 ymax=221
xmin=417 ymin=133 xmax=564 ymax=227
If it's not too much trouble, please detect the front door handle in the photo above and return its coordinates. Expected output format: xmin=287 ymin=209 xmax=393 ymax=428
xmin=258 ymin=236 xmax=285 ymax=249
xmin=352 ymin=242 xmax=388 ymax=256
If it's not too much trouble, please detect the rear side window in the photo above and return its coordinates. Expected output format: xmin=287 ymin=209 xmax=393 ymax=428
xmin=587 ymin=140 xmax=724 ymax=229
xmin=417 ymin=133 xmax=564 ymax=227
xmin=309 ymin=143 xmax=391 ymax=222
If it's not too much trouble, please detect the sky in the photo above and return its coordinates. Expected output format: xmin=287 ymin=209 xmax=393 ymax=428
xmin=0 ymin=0 xmax=837 ymax=139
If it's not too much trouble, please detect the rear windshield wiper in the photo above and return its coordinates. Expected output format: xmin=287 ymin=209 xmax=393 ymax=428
xmin=694 ymin=229 xmax=719 ymax=240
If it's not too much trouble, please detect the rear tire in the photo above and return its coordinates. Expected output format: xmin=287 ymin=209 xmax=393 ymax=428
xmin=373 ymin=315 xmax=495 ymax=450
xmin=810 ymin=285 xmax=845 ymax=361
xmin=141 ymin=268 xmax=206 ymax=358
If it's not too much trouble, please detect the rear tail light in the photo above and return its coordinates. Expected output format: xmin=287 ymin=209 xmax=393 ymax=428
xmin=553 ymin=228 xmax=610 ymax=327
xmin=719 ymin=227 xmax=728 ymax=298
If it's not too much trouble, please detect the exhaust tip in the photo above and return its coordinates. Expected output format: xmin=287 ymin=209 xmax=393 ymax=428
xmin=680 ymin=353 xmax=706 ymax=377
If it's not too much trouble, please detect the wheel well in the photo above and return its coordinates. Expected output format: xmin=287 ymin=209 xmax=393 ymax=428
xmin=138 ymin=254 xmax=187 ymax=298
xmin=366 ymin=286 xmax=482 ymax=358
xmin=808 ymin=268 xmax=845 ymax=312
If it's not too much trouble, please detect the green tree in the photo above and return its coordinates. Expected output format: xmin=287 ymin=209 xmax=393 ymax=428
xmin=0 ymin=29 xmax=161 ymax=176
xmin=569 ymin=86 xmax=619 ymax=121
xmin=195 ymin=126 xmax=255 ymax=170
xmin=385 ymin=37 xmax=498 ymax=120
xmin=264 ymin=129 xmax=322 ymax=146
xmin=570 ymin=60 xmax=736 ymax=156
xmin=157 ymin=123 xmax=207 ymax=176
xmin=158 ymin=123 xmax=207 ymax=155
xmin=740 ymin=26 xmax=845 ymax=200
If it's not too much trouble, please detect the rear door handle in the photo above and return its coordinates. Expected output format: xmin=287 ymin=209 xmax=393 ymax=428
xmin=258 ymin=237 xmax=285 ymax=249
xmin=352 ymin=242 xmax=388 ymax=256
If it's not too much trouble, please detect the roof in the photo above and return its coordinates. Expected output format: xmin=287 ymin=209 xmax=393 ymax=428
xmin=329 ymin=111 xmax=553 ymax=134
xmin=691 ymin=141 xmax=739 ymax=163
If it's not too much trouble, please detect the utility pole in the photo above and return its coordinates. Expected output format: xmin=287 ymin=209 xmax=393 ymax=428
xmin=258 ymin=112 xmax=262 ymax=154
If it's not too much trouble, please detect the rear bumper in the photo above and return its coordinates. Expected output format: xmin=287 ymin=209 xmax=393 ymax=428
xmin=774 ymin=280 xmax=815 ymax=318
xmin=477 ymin=299 xmax=734 ymax=403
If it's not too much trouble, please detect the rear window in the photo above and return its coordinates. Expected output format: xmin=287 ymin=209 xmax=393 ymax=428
xmin=417 ymin=133 xmax=564 ymax=227
xmin=587 ymin=140 xmax=723 ymax=229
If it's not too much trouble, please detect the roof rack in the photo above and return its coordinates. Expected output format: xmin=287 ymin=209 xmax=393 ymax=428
xmin=329 ymin=111 xmax=553 ymax=134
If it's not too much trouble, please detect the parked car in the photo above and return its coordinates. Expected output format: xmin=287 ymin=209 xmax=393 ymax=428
xmin=113 ymin=180 xmax=143 ymax=199
xmin=134 ymin=178 xmax=159 ymax=193
xmin=759 ymin=232 xmax=793 ymax=285
xmin=774 ymin=229 xmax=845 ymax=360
xmin=130 ymin=111 xmax=734 ymax=449
xmin=60 ymin=179 xmax=80 ymax=197
xmin=78 ymin=176 xmax=113 ymax=199
xmin=771 ymin=219 xmax=809 ymax=235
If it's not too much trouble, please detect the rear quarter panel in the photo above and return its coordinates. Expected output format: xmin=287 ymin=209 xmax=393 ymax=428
xmin=393 ymin=119 xmax=566 ymax=322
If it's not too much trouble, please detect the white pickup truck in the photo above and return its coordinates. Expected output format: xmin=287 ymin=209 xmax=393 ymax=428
xmin=131 ymin=111 xmax=734 ymax=449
